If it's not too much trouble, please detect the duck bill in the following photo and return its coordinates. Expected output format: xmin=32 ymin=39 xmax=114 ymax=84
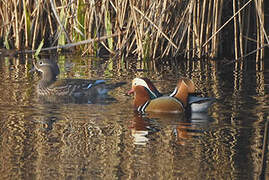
xmin=128 ymin=88 xmax=134 ymax=95
xmin=30 ymin=61 xmax=37 ymax=73
xmin=29 ymin=66 xmax=36 ymax=73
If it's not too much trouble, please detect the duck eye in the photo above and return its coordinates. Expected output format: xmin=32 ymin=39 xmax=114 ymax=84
xmin=39 ymin=61 xmax=43 ymax=65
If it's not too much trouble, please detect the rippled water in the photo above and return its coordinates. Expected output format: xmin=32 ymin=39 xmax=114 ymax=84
xmin=0 ymin=55 xmax=268 ymax=179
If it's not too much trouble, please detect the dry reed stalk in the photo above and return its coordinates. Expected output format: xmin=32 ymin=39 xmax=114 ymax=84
xmin=186 ymin=1 xmax=194 ymax=59
xmin=233 ymin=0 xmax=239 ymax=60
xmin=198 ymin=0 xmax=207 ymax=57
xmin=12 ymin=0 xmax=20 ymax=49
xmin=130 ymin=0 xmax=143 ymax=59
xmin=115 ymin=0 xmax=128 ymax=50
xmin=217 ymin=0 xmax=223 ymax=54
xmin=192 ymin=1 xmax=197 ymax=58
xmin=47 ymin=2 xmax=55 ymax=39
xmin=22 ymin=32 xmax=124 ymax=54
xmin=237 ymin=1 xmax=244 ymax=57
xmin=205 ymin=0 xmax=212 ymax=54
xmin=202 ymin=0 xmax=253 ymax=48
xmin=133 ymin=6 xmax=178 ymax=49
xmin=122 ymin=20 xmax=135 ymax=57
xmin=244 ymin=5 xmax=251 ymax=56
xmin=212 ymin=0 xmax=221 ymax=57
xmin=50 ymin=0 xmax=71 ymax=44
xmin=22 ymin=0 xmax=28 ymax=46
xmin=153 ymin=1 xmax=161 ymax=59
xmin=0 ymin=0 xmax=266 ymax=61
xmin=32 ymin=3 xmax=40 ymax=50
xmin=254 ymin=0 xmax=267 ymax=61
xmin=255 ymin=1 xmax=261 ymax=61
xmin=171 ymin=5 xmax=189 ymax=55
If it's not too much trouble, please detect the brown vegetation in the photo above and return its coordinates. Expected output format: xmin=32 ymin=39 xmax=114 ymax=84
xmin=0 ymin=0 xmax=267 ymax=60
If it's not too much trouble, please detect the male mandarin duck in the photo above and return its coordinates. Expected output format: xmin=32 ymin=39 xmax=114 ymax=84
xmin=130 ymin=77 xmax=215 ymax=113
xmin=33 ymin=59 xmax=125 ymax=98
xmin=128 ymin=78 xmax=190 ymax=113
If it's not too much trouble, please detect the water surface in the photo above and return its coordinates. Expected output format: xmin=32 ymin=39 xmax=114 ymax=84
xmin=0 ymin=55 xmax=268 ymax=179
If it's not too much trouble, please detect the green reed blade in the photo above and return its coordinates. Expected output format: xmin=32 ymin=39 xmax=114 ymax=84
xmin=4 ymin=33 xmax=10 ymax=49
xmin=143 ymin=34 xmax=150 ymax=62
xmin=77 ymin=0 xmax=85 ymax=41
xmin=23 ymin=0 xmax=31 ymax=46
xmin=35 ymin=39 xmax=44 ymax=56
xmin=105 ymin=11 xmax=113 ymax=51
xmin=58 ymin=8 xmax=66 ymax=46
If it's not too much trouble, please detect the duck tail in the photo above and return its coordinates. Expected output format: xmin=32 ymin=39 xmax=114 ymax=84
xmin=88 ymin=81 xmax=126 ymax=95
xmin=107 ymin=82 xmax=126 ymax=90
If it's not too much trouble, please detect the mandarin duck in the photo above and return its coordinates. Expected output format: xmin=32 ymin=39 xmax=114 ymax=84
xmin=128 ymin=78 xmax=190 ymax=113
xmin=33 ymin=59 xmax=125 ymax=99
xmin=131 ymin=77 xmax=215 ymax=112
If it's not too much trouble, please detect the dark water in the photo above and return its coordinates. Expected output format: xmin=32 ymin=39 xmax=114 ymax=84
xmin=0 ymin=55 xmax=268 ymax=180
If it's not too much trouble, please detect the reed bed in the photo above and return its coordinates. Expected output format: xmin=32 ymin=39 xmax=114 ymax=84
xmin=0 ymin=0 xmax=267 ymax=60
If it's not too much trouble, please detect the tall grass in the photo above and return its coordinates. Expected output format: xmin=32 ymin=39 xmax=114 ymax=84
xmin=0 ymin=0 xmax=267 ymax=60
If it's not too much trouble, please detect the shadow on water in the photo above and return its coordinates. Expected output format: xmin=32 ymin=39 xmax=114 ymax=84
xmin=0 ymin=54 xmax=268 ymax=179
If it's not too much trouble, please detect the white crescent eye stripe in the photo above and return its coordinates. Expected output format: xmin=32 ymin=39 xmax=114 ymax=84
xmin=133 ymin=78 xmax=157 ymax=98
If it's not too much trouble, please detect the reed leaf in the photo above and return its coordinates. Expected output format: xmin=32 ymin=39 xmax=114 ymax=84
xmin=23 ymin=0 xmax=31 ymax=47
xmin=35 ymin=39 xmax=44 ymax=56
xmin=77 ymin=0 xmax=85 ymax=42
xmin=4 ymin=33 xmax=10 ymax=49
xmin=105 ymin=10 xmax=114 ymax=51
xmin=58 ymin=8 xmax=66 ymax=46
xmin=142 ymin=34 xmax=150 ymax=62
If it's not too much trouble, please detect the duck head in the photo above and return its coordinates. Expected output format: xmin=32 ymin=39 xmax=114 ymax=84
xmin=128 ymin=78 xmax=157 ymax=109
xmin=129 ymin=78 xmax=163 ymax=99
xmin=33 ymin=59 xmax=60 ymax=82
xmin=140 ymin=78 xmax=163 ymax=97
xmin=129 ymin=78 xmax=158 ymax=98
xmin=132 ymin=77 xmax=194 ymax=99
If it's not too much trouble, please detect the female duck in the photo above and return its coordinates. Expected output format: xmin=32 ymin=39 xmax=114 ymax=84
xmin=34 ymin=59 xmax=124 ymax=98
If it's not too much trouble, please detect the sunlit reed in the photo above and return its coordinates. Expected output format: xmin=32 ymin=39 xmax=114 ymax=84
xmin=0 ymin=0 xmax=266 ymax=60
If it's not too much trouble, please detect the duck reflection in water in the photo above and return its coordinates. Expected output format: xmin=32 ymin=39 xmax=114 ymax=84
xmin=128 ymin=76 xmax=216 ymax=145
xmin=32 ymin=103 xmax=62 ymax=132
xmin=129 ymin=112 xmax=214 ymax=146
xmin=173 ymin=112 xmax=214 ymax=145
xmin=129 ymin=113 xmax=151 ymax=145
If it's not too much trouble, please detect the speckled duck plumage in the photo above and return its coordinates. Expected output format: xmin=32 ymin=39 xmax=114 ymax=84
xmin=34 ymin=59 xmax=125 ymax=98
